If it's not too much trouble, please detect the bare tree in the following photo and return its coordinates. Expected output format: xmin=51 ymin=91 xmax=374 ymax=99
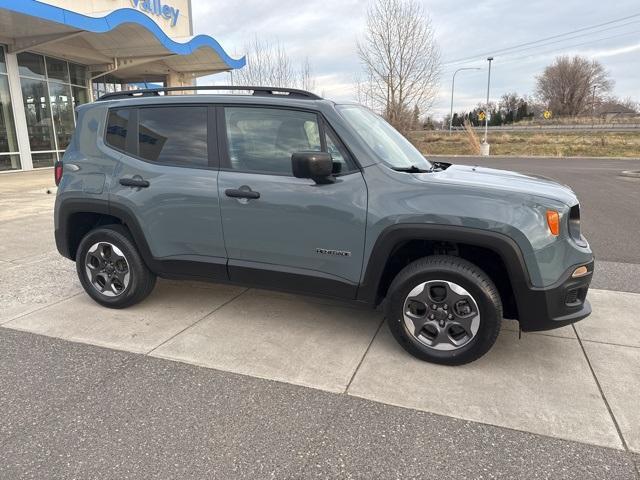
xmin=299 ymin=57 xmax=316 ymax=92
xmin=614 ymin=96 xmax=639 ymax=113
xmin=500 ymin=92 xmax=520 ymax=114
xmin=231 ymin=36 xmax=316 ymax=91
xmin=535 ymin=55 xmax=613 ymax=117
xmin=354 ymin=72 xmax=377 ymax=110
xmin=357 ymin=0 xmax=441 ymax=133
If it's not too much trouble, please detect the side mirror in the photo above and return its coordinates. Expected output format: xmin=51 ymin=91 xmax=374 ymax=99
xmin=291 ymin=151 xmax=334 ymax=184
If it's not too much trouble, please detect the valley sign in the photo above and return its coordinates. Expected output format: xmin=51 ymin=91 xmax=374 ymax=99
xmin=130 ymin=0 xmax=180 ymax=27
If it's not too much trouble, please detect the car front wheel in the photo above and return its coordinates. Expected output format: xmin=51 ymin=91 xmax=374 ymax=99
xmin=385 ymin=255 xmax=502 ymax=365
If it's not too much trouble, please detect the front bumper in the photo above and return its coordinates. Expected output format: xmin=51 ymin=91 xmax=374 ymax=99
xmin=517 ymin=260 xmax=594 ymax=332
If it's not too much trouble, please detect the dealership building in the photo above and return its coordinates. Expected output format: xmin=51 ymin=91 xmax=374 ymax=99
xmin=0 ymin=0 xmax=244 ymax=172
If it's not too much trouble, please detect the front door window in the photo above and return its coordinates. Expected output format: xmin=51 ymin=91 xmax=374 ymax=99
xmin=224 ymin=106 xmax=322 ymax=174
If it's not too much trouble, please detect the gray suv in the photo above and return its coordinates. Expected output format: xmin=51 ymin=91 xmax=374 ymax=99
xmin=54 ymin=86 xmax=594 ymax=365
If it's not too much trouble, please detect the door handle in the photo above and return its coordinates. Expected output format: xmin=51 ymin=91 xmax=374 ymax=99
xmin=225 ymin=186 xmax=260 ymax=199
xmin=119 ymin=177 xmax=150 ymax=188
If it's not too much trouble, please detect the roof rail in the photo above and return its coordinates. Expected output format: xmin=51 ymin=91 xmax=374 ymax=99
xmin=97 ymin=85 xmax=322 ymax=101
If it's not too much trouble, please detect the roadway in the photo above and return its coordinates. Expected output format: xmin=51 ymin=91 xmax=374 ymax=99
xmin=453 ymin=124 xmax=640 ymax=132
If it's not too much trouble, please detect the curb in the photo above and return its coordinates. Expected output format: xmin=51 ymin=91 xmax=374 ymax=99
xmin=620 ymin=170 xmax=640 ymax=178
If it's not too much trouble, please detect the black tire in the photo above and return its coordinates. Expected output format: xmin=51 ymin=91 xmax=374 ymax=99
xmin=75 ymin=225 xmax=156 ymax=308
xmin=384 ymin=255 xmax=502 ymax=365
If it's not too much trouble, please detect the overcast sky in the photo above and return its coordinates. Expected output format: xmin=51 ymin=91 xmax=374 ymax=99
xmin=193 ymin=0 xmax=640 ymax=119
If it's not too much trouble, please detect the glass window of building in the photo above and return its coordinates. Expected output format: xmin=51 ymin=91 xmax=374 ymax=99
xmin=72 ymin=86 xmax=89 ymax=109
xmin=69 ymin=63 xmax=88 ymax=86
xmin=31 ymin=152 xmax=59 ymax=169
xmin=46 ymin=57 xmax=70 ymax=83
xmin=20 ymin=76 xmax=56 ymax=153
xmin=0 ymin=46 xmax=21 ymax=171
xmin=17 ymin=52 xmax=46 ymax=79
xmin=49 ymin=82 xmax=75 ymax=150
xmin=17 ymin=52 xmax=89 ymax=168
xmin=92 ymin=75 xmax=129 ymax=100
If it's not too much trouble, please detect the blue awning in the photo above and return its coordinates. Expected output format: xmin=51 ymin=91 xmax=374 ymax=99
xmin=0 ymin=0 xmax=245 ymax=80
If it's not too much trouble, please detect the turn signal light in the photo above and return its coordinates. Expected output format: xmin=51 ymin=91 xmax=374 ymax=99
xmin=546 ymin=210 xmax=560 ymax=236
xmin=572 ymin=265 xmax=589 ymax=278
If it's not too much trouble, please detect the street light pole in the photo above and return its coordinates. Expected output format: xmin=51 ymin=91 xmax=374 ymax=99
xmin=591 ymin=84 xmax=598 ymax=128
xmin=483 ymin=57 xmax=493 ymax=144
xmin=449 ymin=67 xmax=481 ymax=134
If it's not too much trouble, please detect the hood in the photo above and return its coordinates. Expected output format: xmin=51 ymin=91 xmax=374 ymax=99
xmin=416 ymin=164 xmax=578 ymax=206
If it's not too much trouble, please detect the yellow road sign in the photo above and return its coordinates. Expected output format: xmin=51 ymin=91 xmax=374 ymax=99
xmin=478 ymin=111 xmax=486 ymax=121
xmin=543 ymin=110 xmax=552 ymax=119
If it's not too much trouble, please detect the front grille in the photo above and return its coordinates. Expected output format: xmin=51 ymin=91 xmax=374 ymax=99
xmin=565 ymin=287 xmax=586 ymax=306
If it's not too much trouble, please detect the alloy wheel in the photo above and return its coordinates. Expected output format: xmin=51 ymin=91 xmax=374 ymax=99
xmin=402 ymin=280 xmax=480 ymax=351
xmin=85 ymin=242 xmax=131 ymax=297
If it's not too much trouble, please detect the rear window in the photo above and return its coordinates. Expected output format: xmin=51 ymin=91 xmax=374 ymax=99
xmin=105 ymin=109 xmax=129 ymax=152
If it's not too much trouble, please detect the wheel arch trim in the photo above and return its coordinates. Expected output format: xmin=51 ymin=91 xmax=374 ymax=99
xmin=55 ymin=198 xmax=154 ymax=268
xmin=356 ymin=224 xmax=536 ymax=307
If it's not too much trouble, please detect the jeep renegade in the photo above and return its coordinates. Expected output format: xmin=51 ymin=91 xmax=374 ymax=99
xmin=54 ymin=86 xmax=594 ymax=365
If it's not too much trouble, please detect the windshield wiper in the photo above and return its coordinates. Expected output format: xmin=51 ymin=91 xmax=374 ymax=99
xmin=391 ymin=165 xmax=431 ymax=173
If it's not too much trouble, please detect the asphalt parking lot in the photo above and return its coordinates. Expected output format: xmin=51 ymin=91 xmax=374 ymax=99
xmin=1 ymin=162 xmax=640 ymax=479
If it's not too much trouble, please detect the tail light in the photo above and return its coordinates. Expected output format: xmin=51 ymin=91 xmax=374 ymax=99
xmin=54 ymin=160 xmax=63 ymax=186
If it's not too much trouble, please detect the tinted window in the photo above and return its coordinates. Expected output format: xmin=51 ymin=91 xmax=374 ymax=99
xmin=138 ymin=107 xmax=207 ymax=167
xmin=224 ymin=107 xmax=321 ymax=174
xmin=105 ymin=109 xmax=130 ymax=152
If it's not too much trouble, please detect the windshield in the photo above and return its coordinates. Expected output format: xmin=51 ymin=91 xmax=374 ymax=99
xmin=337 ymin=105 xmax=431 ymax=170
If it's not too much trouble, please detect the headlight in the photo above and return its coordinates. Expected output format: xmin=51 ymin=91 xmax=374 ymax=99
xmin=569 ymin=204 xmax=587 ymax=247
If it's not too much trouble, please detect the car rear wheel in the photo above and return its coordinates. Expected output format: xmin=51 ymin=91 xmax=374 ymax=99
xmin=385 ymin=255 xmax=502 ymax=365
xmin=76 ymin=225 xmax=156 ymax=308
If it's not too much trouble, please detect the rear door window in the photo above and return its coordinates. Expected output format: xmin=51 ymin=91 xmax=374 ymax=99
xmin=105 ymin=109 xmax=130 ymax=152
xmin=137 ymin=106 xmax=208 ymax=168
